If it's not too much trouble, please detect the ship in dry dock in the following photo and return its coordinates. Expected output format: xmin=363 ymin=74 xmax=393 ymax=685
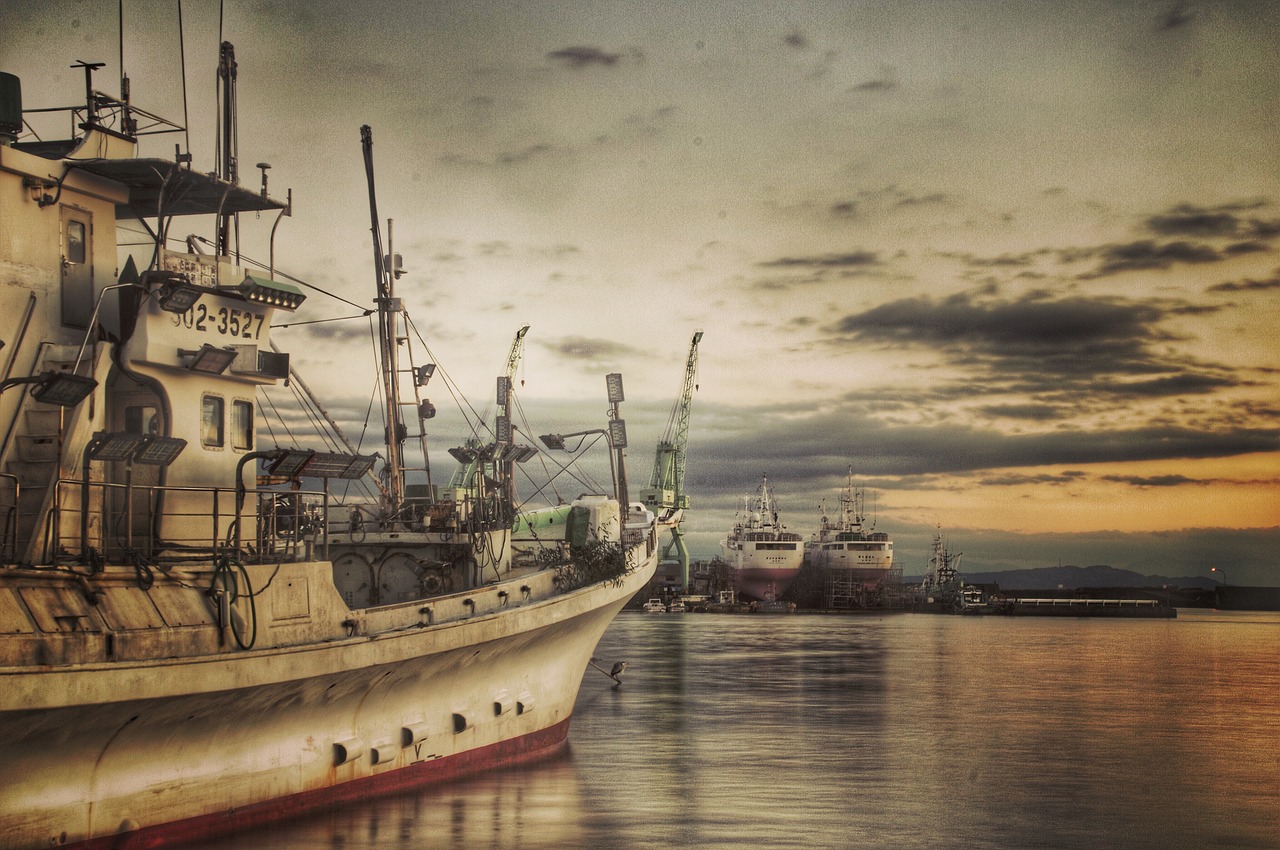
xmin=806 ymin=466 xmax=893 ymax=587
xmin=720 ymin=475 xmax=804 ymax=601
xmin=0 ymin=37 xmax=656 ymax=850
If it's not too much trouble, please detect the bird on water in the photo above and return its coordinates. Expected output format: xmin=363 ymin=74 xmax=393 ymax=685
xmin=610 ymin=661 xmax=627 ymax=684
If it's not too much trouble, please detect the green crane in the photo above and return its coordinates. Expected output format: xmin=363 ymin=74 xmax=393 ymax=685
xmin=639 ymin=330 xmax=703 ymax=590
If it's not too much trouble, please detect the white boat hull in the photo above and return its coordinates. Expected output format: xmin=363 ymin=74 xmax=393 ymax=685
xmin=0 ymin=553 xmax=655 ymax=850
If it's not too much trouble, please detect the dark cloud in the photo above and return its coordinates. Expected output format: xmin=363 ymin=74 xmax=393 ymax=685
xmin=541 ymin=335 xmax=642 ymax=363
xmin=783 ymin=30 xmax=809 ymax=49
xmin=977 ymin=403 xmax=1065 ymax=421
xmin=759 ymin=251 xmax=880 ymax=269
xmin=850 ymin=67 xmax=897 ymax=93
xmin=1144 ymin=202 xmax=1280 ymax=241
xmin=977 ymin=471 xmax=1088 ymax=486
xmin=828 ymin=292 xmax=1163 ymax=351
xmin=1082 ymin=239 xmax=1222 ymax=277
xmin=295 ymin=315 xmax=375 ymax=341
xmin=1099 ymin=473 xmax=1206 ymax=487
xmin=1145 ymin=205 xmax=1242 ymax=238
xmin=819 ymin=291 xmax=1247 ymax=411
xmin=1156 ymin=3 xmax=1196 ymax=31
xmin=547 ymin=47 xmax=622 ymax=68
xmin=1208 ymin=273 xmax=1280 ymax=293
xmin=1223 ymin=241 xmax=1271 ymax=256
xmin=941 ymin=250 xmax=1040 ymax=268
xmin=686 ymin=405 xmax=1280 ymax=484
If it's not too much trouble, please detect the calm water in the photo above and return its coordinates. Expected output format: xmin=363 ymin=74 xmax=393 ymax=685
xmin=189 ymin=609 xmax=1279 ymax=849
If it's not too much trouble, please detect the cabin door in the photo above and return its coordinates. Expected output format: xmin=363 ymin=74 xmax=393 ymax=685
xmin=60 ymin=207 xmax=93 ymax=328
xmin=105 ymin=391 xmax=164 ymax=554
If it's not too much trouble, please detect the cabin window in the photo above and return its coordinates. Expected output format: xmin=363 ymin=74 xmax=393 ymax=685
xmin=202 ymin=395 xmax=224 ymax=447
xmin=66 ymin=220 xmax=86 ymax=264
xmin=124 ymin=405 xmax=159 ymax=436
xmin=232 ymin=400 xmax=254 ymax=450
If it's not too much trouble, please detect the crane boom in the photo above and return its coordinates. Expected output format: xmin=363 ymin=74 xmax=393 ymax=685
xmin=448 ymin=324 xmax=530 ymax=488
xmin=640 ymin=331 xmax=702 ymax=590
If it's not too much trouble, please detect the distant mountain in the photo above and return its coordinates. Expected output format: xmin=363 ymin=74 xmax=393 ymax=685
xmin=903 ymin=564 xmax=1217 ymax=591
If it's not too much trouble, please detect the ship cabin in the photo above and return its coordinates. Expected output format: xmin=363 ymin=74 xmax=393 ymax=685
xmin=0 ymin=69 xmax=313 ymax=567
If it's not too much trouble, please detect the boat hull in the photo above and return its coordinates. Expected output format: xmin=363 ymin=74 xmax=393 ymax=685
xmin=0 ymin=556 xmax=654 ymax=850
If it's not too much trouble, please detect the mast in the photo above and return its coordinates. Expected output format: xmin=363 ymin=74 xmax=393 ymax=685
xmin=216 ymin=42 xmax=238 ymax=260
xmin=361 ymin=125 xmax=405 ymax=513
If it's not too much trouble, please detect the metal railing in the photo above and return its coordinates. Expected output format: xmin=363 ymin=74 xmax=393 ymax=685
xmin=44 ymin=478 xmax=329 ymax=565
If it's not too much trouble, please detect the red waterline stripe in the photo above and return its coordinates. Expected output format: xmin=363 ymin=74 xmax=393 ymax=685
xmin=63 ymin=718 xmax=573 ymax=850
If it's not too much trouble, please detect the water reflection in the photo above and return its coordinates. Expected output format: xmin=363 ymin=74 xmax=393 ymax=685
xmin=187 ymin=610 xmax=1279 ymax=850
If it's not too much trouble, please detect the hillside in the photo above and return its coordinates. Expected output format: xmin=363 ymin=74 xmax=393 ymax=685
xmin=903 ymin=564 xmax=1218 ymax=591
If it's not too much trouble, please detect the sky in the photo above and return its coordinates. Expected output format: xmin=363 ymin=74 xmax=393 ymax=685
xmin=3 ymin=0 xmax=1278 ymax=584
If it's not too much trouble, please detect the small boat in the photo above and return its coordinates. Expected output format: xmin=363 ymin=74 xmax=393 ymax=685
xmin=642 ymin=598 xmax=668 ymax=613
xmin=667 ymin=599 xmax=687 ymax=613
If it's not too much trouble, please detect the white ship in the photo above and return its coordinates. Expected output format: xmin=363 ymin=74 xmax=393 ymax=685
xmin=720 ymin=475 xmax=804 ymax=601
xmin=0 ymin=40 xmax=656 ymax=850
xmin=807 ymin=466 xmax=893 ymax=586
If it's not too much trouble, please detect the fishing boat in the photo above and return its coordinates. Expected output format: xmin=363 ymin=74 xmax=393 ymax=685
xmin=641 ymin=598 xmax=667 ymax=613
xmin=719 ymin=475 xmax=803 ymax=601
xmin=0 ymin=42 xmax=656 ymax=850
xmin=807 ymin=466 xmax=893 ymax=586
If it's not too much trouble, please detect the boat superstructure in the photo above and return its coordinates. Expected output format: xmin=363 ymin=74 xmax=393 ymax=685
xmin=719 ymin=475 xmax=803 ymax=601
xmin=0 ymin=44 xmax=656 ymax=850
xmin=807 ymin=466 xmax=893 ymax=586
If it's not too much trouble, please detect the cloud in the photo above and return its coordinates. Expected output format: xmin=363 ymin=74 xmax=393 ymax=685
xmin=541 ymin=335 xmax=643 ymax=364
xmin=1081 ymin=239 xmax=1223 ymax=277
xmin=1098 ymin=473 xmax=1208 ymax=487
xmin=827 ymin=292 xmax=1165 ymax=351
xmin=758 ymin=251 xmax=880 ymax=269
xmin=1145 ymin=204 xmax=1246 ymax=238
xmin=850 ymin=67 xmax=898 ymax=93
xmin=817 ymin=291 xmax=1251 ymax=414
xmin=1156 ymin=2 xmax=1197 ymax=31
xmin=783 ymin=30 xmax=809 ymax=50
xmin=1208 ymin=272 xmax=1280 ymax=293
xmin=547 ymin=47 xmax=623 ymax=69
xmin=687 ymin=405 xmax=1280 ymax=482
xmin=977 ymin=403 xmax=1065 ymax=421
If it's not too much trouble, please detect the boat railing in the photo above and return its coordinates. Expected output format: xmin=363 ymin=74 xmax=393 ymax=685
xmin=1009 ymin=598 xmax=1163 ymax=607
xmin=42 ymin=478 xmax=330 ymax=565
xmin=0 ymin=472 xmax=18 ymax=563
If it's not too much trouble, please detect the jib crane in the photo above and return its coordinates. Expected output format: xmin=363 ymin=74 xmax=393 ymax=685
xmin=447 ymin=324 xmax=530 ymax=490
xmin=640 ymin=330 xmax=702 ymax=590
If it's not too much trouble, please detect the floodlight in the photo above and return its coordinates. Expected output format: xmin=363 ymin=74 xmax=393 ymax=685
xmin=340 ymin=454 xmax=378 ymax=479
xmin=238 ymin=274 xmax=306 ymax=310
xmin=267 ymin=449 xmax=315 ymax=478
xmin=86 ymin=432 xmax=146 ymax=462
xmin=605 ymin=373 xmax=624 ymax=404
xmin=608 ymin=419 xmax=628 ymax=449
xmin=154 ymin=280 xmax=204 ymax=313
xmin=0 ymin=371 xmax=98 ymax=407
xmin=448 ymin=446 xmax=478 ymax=464
xmin=305 ymin=452 xmax=358 ymax=478
xmin=132 ymin=435 xmax=187 ymax=466
xmin=539 ymin=434 xmax=565 ymax=451
xmin=180 ymin=344 xmax=238 ymax=374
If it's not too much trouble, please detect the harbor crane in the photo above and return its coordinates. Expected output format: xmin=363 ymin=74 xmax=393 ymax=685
xmin=639 ymin=331 xmax=703 ymax=591
xmin=447 ymin=324 xmax=530 ymax=492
